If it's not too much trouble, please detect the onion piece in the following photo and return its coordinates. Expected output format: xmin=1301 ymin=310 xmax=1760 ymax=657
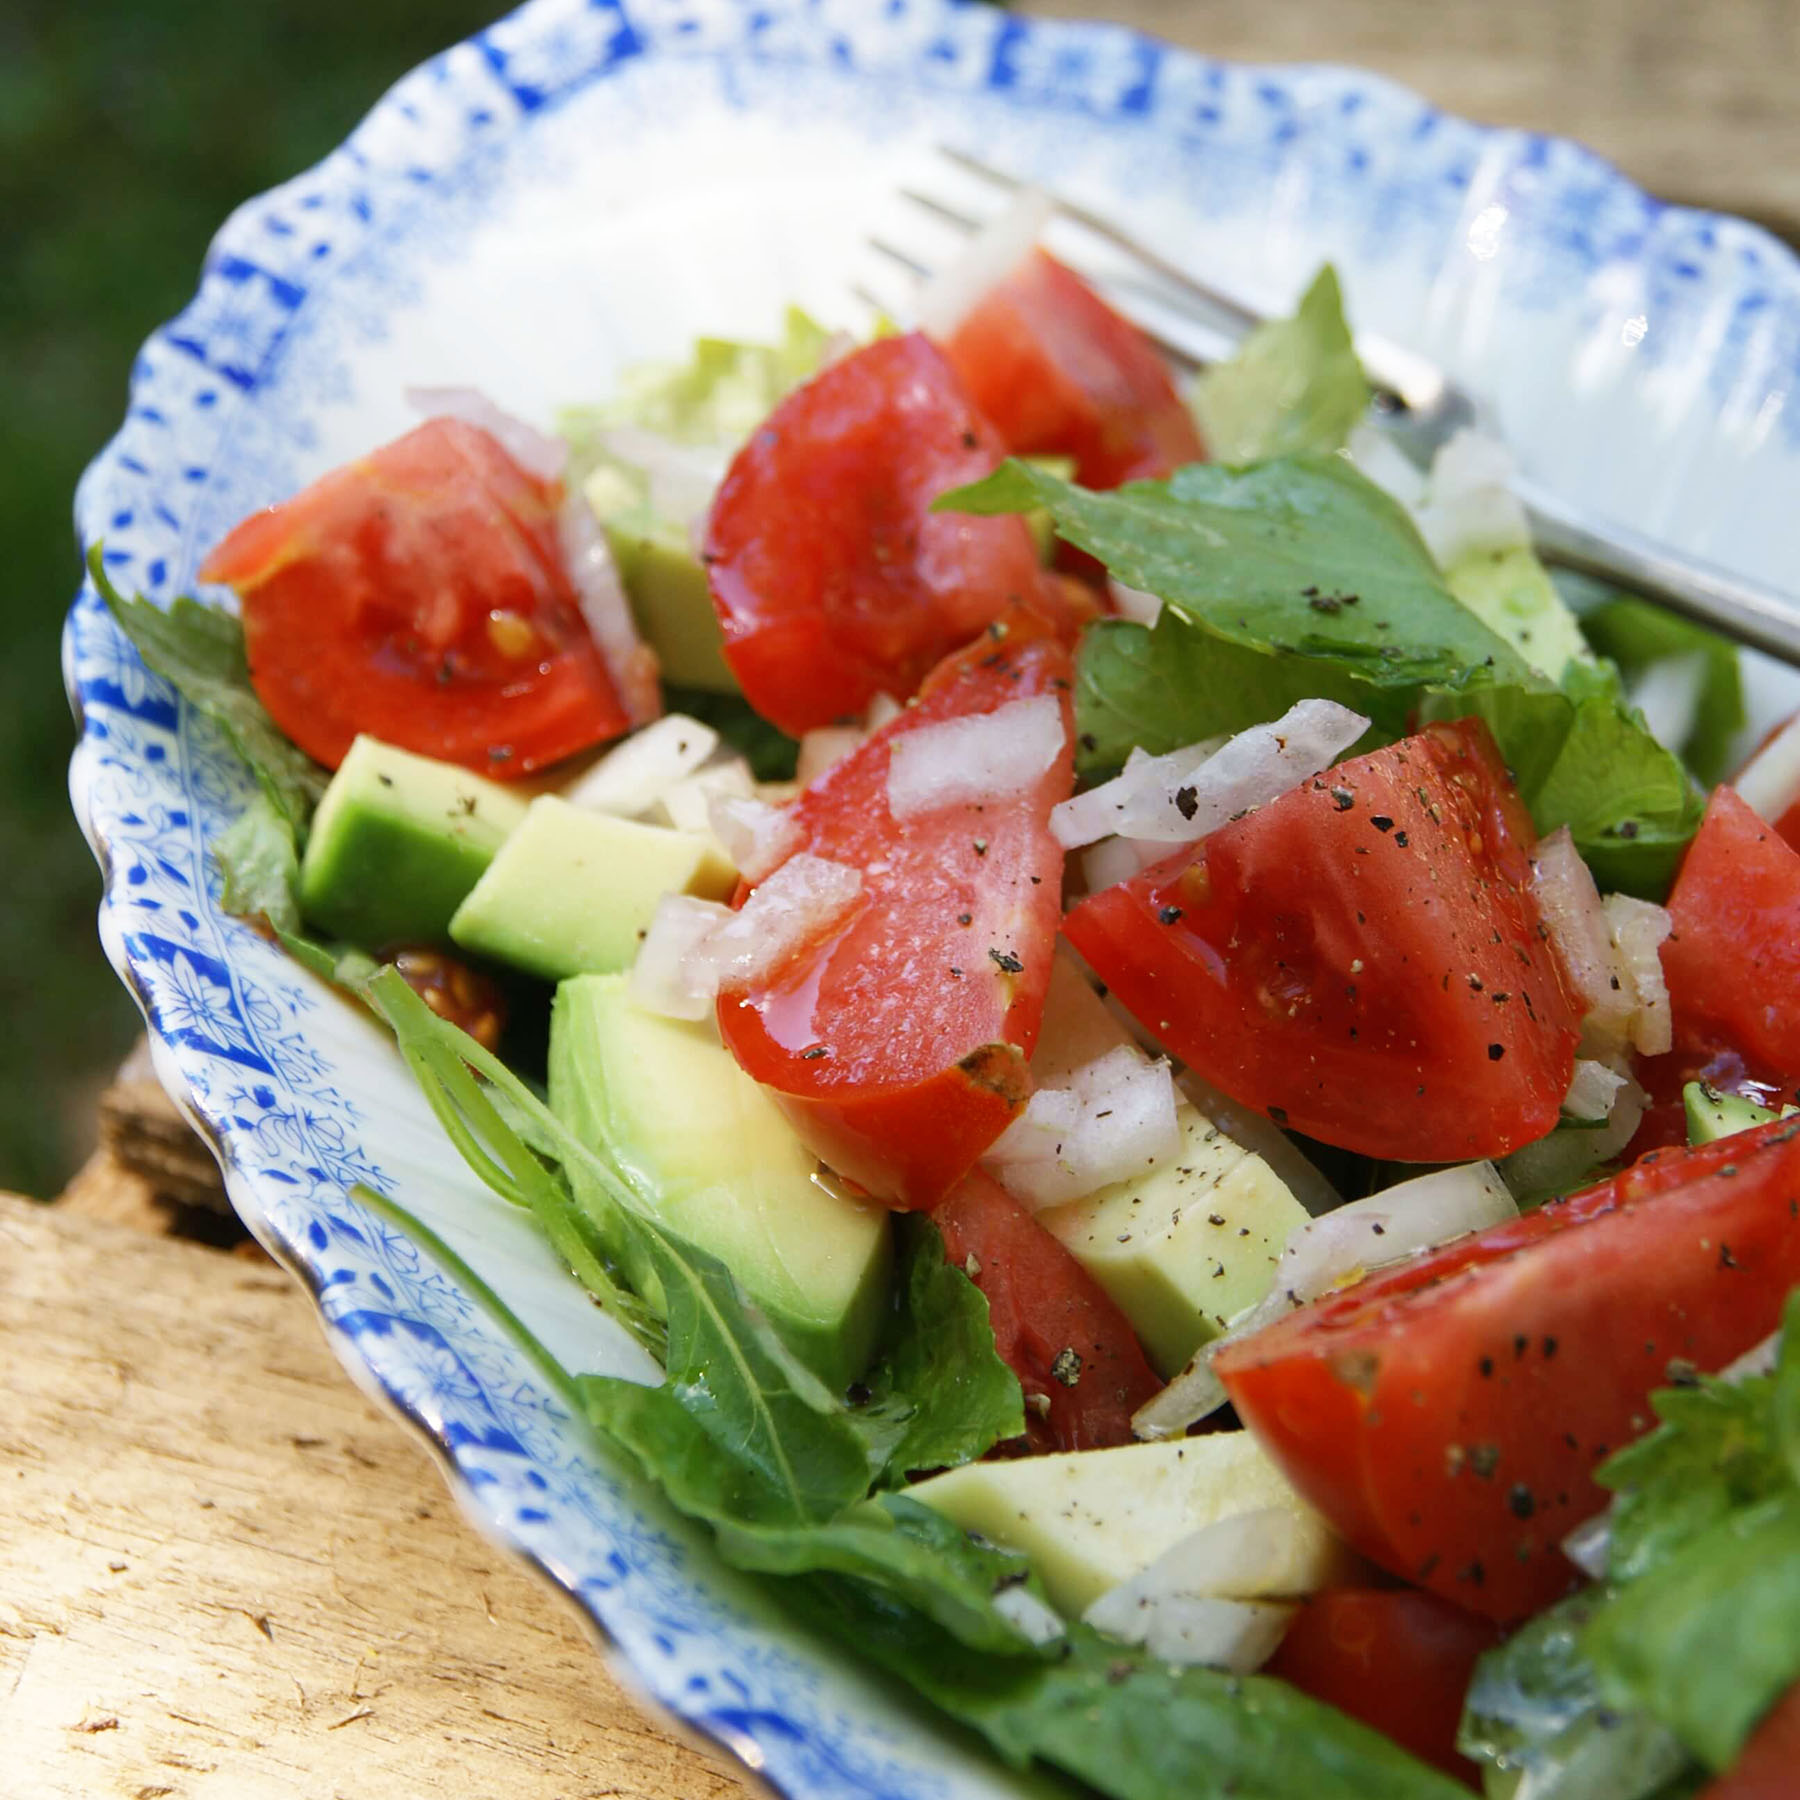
xmin=1082 ymin=834 xmax=1170 ymax=894
xmin=992 ymin=1585 xmax=1066 ymax=1648
xmin=706 ymin=854 xmax=863 ymax=992
xmin=629 ymin=894 xmax=734 ymax=1021
xmin=558 ymin=492 xmax=661 ymax=727
xmin=1733 ymin=715 xmax=1800 ymax=824
xmin=914 ymin=186 xmax=1054 ymax=339
xmin=885 ymin=694 xmax=1066 ymax=820
xmin=985 ymin=1047 xmax=1182 ymax=1210
xmin=1345 ymin=421 xmax=1428 ymax=510
xmin=1411 ymin=428 xmax=1531 ymax=568
xmin=1121 ymin=1595 xmax=1296 ymax=1672
xmin=1051 ymin=700 xmax=1368 ymax=849
xmin=1107 ymin=580 xmax=1163 ymax=627
xmin=561 ymin=714 xmax=721 ymax=817
xmin=1629 ymin=652 xmax=1708 ymax=757
xmin=797 ymin=726 xmax=866 ymax=786
xmin=1500 ymin=1067 xmax=1648 ymax=1201
xmin=405 ymin=385 xmax=567 ymax=481
xmin=1605 ymin=893 xmax=1673 ymax=1058
xmin=707 ymin=793 xmax=801 ymax=884
xmin=1563 ymin=1057 xmax=1627 ymax=1123
xmin=1532 ymin=826 xmax=1634 ymax=1053
xmin=589 ymin=423 xmax=728 ymax=529
xmin=655 ymin=758 xmax=755 ymax=835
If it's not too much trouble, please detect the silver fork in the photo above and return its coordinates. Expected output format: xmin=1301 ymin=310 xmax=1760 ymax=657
xmin=865 ymin=147 xmax=1800 ymax=671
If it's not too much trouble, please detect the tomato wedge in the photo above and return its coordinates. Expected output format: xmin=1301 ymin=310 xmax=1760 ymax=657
xmin=934 ymin=1169 xmax=1161 ymax=1452
xmin=1215 ymin=1114 xmax=1800 ymax=1622
xmin=200 ymin=417 xmax=634 ymax=777
xmin=941 ymin=248 xmax=1205 ymax=489
xmin=1062 ymin=719 xmax=1580 ymax=1162
xmin=1265 ymin=1588 xmax=1503 ymax=1785
xmin=1662 ymin=786 xmax=1800 ymax=1080
xmin=717 ymin=617 xmax=1074 ymax=1209
xmin=703 ymin=332 xmax=1066 ymax=736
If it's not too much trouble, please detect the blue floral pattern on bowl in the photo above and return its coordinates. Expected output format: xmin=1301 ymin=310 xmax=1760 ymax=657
xmin=65 ymin=3 xmax=1800 ymax=1795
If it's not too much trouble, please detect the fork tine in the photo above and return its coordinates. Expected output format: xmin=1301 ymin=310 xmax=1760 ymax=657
xmin=897 ymin=187 xmax=980 ymax=233
xmin=867 ymin=236 xmax=931 ymax=278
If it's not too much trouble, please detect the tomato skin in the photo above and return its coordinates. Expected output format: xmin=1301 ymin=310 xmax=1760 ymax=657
xmin=1063 ymin=719 xmax=1581 ymax=1162
xmin=1265 ymin=1588 xmax=1503 ymax=1786
xmin=200 ymin=418 xmax=633 ymax=777
xmin=1216 ymin=1114 xmax=1800 ymax=1623
xmin=703 ymin=333 xmax=1062 ymax=736
xmin=717 ymin=619 xmax=1073 ymax=1209
xmin=1699 ymin=1681 xmax=1800 ymax=1800
xmin=942 ymin=248 xmax=1205 ymax=489
xmin=1662 ymin=787 xmax=1800 ymax=1080
xmin=934 ymin=1169 xmax=1162 ymax=1452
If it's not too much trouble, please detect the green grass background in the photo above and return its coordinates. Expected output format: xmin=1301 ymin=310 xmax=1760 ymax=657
xmin=3 ymin=2 xmax=496 ymax=1195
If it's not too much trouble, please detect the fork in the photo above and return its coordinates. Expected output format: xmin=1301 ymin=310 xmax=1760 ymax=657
xmin=864 ymin=148 xmax=1800 ymax=671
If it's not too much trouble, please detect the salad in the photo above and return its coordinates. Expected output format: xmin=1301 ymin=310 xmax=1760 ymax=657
xmin=96 ymin=210 xmax=1800 ymax=1798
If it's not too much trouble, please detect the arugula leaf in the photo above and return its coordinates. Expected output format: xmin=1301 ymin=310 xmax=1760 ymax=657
xmin=1458 ymin=1589 xmax=1694 ymax=1800
xmin=861 ymin=1218 xmax=1025 ymax=1485
xmin=1189 ymin=265 xmax=1370 ymax=464
xmin=948 ymin=455 xmax=1533 ymax=724
xmin=789 ymin=1579 xmax=1466 ymax=1800
xmin=90 ymin=545 xmax=327 ymax=836
xmin=214 ymin=791 xmax=304 ymax=935
xmin=1577 ymin=592 xmax=1746 ymax=787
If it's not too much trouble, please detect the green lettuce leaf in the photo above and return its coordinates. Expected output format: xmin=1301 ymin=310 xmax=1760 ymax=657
xmin=213 ymin=791 xmax=304 ymax=936
xmin=1458 ymin=1590 xmax=1694 ymax=1800
xmin=1189 ymin=265 xmax=1370 ymax=463
xmin=1447 ymin=546 xmax=1594 ymax=686
xmin=791 ymin=1578 xmax=1466 ymax=1800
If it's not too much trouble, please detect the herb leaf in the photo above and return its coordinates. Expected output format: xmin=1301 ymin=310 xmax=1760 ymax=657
xmin=214 ymin=790 xmax=305 ymax=935
xmin=1189 ymin=265 xmax=1370 ymax=464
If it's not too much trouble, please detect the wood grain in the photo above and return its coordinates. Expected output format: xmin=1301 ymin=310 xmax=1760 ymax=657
xmin=1031 ymin=0 xmax=1800 ymax=245
xmin=0 ymin=1192 xmax=750 ymax=1800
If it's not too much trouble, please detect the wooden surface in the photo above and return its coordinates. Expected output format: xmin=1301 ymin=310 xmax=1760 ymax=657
xmin=0 ymin=1182 xmax=748 ymax=1800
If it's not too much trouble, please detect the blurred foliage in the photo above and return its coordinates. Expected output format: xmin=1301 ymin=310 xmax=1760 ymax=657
xmin=0 ymin=1 xmax=495 ymax=1194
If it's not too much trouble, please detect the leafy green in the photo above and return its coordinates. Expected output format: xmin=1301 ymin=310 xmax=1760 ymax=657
xmin=1447 ymin=545 xmax=1594 ymax=686
xmin=90 ymin=545 xmax=327 ymax=836
xmin=1188 ymin=265 xmax=1370 ymax=464
xmin=213 ymin=790 xmax=304 ymax=935
xmin=1578 ymin=591 xmax=1746 ymax=787
xmin=1458 ymin=1590 xmax=1694 ymax=1800
xmin=790 ymin=1579 xmax=1465 ymax=1800
xmin=860 ymin=1217 xmax=1025 ymax=1485
xmin=661 ymin=682 xmax=798 ymax=782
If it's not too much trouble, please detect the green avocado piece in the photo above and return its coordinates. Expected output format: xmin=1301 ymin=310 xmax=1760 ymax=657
xmin=1684 ymin=1081 xmax=1792 ymax=1146
xmin=448 ymin=795 xmax=735 ymax=982
xmin=549 ymin=974 xmax=893 ymax=1389
xmin=598 ymin=498 xmax=739 ymax=694
xmin=297 ymin=734 xmax=529 ymax=948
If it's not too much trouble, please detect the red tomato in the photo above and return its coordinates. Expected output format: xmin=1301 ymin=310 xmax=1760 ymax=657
xmin=1700 ymin=1681 xmax=1800 ymax=1800
xmin=942 ymin=248 xmax=1205 ymax=489
xmin=1626 ymin=1037 xmax=1796 ymax=1160
xmin=703 ymin=333 xmax=1066 ymax=736
xmin=1730 ymin=713 xmax=1800 ymax=855
xmin=1662 ymin=787 xmax=1800 ymax=1079
xmin=1062 ymin=719 xmax=1581 ymax=1162
xmin=200 ymin=418 xmax=634 ymax=777
xmin=934 ymin=1169 xmax=1161 ymax=1452
xmin=1215 ymin=1113 xmax=1800 ymax=1622
xmin=1266 ymin=1588 xmax=1504 ymax=1786
xmin=716 ymin=617 xmax=1073 ymax=1209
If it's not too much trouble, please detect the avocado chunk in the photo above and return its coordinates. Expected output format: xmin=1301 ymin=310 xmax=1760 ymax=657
xmin=1684 ymin=1081 xmax=1793 ymax=1146
xmin=449 ymin=795 xmax=735 ymax=982
xmin=1037 ymin=1106 xmax=1308 ymax=1377
xmin=548 ymin=974 xmax=892 ymax=1388
xmin=297 ymin=734 xmax=529 ymax=947
xmin=906 ymin=1432 xmax=1332 ymax=1617
xmin=596 ymin=495 xmax=739 ymax=694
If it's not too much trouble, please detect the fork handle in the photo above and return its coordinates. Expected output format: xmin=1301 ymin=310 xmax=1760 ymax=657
xmin=1515 ymin=476 xmax=1800 ymax=671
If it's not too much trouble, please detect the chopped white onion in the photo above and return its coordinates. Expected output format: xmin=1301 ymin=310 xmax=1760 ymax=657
xmin=1052 ymin=700 xmax=1368 ymax=849
xmin=705 ymin=854 xmax=863 ymax=992
xmin=1532 ymin=826 xmax=1635 ymax=1053
xmin=1560 ymin=1511 xmax=1614 ymax=1581
xmin=1344 ymin=421 xmax=1428 ymax=509
xmin=1107 ymin=580 xmax=1164 ymax=626
xmin=590 ymin=424 xmax=728 ymax=529
xmin=1721 ymin=1330 xmax=1783 ymax=1383
xmin=655 ymin=758 xmax=754 ymax=835
xmin=561 ymin=714 xmax=720 ymax=817
xmin=797 ymin=726 xmax=867 ymax=786
xmin=992 ymin=1584 xmax=1066 ymax=1648
xmin=986 ymin=1047 xmax=1182 ymax=1210
xmin=707 ymin=793 xmax=801 ymax=885
xmin=1411 ymin=428 xmax=1531 ymax=568
xmin=1085 ymin=1508 xmax=1341 ymax=1642
xmin=405 ymin=385 xmax=567 ymax=481
xmin=629 ymin=894 xmax=734 ymax=1021
xmin=864 ymin=692 xmax=904 ymax=733
xmin=1605 ymin=893 xmax=1674 ymax=1058
xmin=558 ymin=492 xmax=661 ymax=726
xmin=915 ymin=186 xmax=1055 ymax=339
xmin=886 ymin=694 xmax=1066 ymax=820
xmin=1131 ymin=1595 xmax=1297 ymax=1672
xmin=1135 ymin=1163 xmax=1515 ymax=1439
xmin=1564 ymin=1057 xmax=1628 ymax=1122
xmin=1629 ymin=652 xmax=1709 ymax=757
xmin=1733 ymin=715 xmax=1800 ymax=824
xmin=1082 ymin=834 xmax=1170 ymax=894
